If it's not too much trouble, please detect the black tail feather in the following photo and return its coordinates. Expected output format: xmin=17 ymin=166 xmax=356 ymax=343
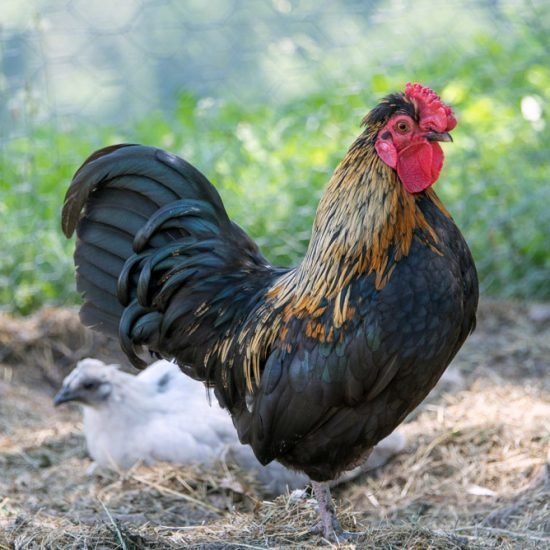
xmin=62 ymin=145 xmax=229 ymax=238
xmin=63 ymin=143 xmax=277 ymax=378
xmin=80 ymin=302 xmax=122 ymax=335
xmin=63 ymin=145 xmax=223 ymax=328
xmin=62 ymin=144 xmax=255 ymax=365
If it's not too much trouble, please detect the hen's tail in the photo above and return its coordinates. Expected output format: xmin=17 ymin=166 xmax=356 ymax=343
xmin=62 ymin=144 xmax=276 ymax=370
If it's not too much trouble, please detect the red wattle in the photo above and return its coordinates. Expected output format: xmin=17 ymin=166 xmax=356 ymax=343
xmin=396 ymin=141 xmax=444 ymax=193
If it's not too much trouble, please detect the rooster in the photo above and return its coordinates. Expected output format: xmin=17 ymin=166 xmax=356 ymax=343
xmin=62 ymin=83 xmax=478 ymax=540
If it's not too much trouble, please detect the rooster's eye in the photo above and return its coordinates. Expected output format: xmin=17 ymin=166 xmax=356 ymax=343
xmin=395 ymin=120 xmax=410 ymax=134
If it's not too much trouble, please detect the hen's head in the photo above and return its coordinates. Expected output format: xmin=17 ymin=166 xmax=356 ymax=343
xmin=53 ymin=358 xmax=116 ymax=407
xmin=366 ymin=82 xmax=457 ymax=193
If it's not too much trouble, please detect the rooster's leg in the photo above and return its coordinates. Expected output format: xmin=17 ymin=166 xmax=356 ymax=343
xmin=311 ymin=480 xmax=342 ymax=539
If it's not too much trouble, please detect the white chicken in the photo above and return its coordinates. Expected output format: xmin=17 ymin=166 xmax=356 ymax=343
xmin=54 ymin=358 xmax=405 ymax=494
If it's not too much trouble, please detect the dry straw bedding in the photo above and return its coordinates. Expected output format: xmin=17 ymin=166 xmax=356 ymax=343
xmin=0 ymin=301 xmax=548 ymax=548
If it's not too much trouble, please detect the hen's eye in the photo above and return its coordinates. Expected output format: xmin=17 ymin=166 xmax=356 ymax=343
xmin=82 ymin=381 xmax=98 ymax=390
xmin=395 ymin=120 xmax=410 ymax=133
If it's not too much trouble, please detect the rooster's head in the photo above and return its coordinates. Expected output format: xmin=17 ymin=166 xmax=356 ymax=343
xmin=366 ymin=82 xmax=457 ymax=194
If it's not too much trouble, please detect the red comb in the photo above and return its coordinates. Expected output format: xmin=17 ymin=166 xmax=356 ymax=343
xmin=405 ymin=82 xmax=457 ymax=132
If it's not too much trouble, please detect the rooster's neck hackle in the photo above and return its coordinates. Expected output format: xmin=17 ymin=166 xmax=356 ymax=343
xmin=269 ymin=130 xmax=443 ymax=319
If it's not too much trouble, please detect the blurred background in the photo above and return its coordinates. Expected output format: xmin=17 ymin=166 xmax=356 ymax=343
xmin=1 ymin=0 xmax=548 ymax=313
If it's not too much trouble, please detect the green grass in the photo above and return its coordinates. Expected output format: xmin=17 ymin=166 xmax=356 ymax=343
xmin=1 ymin=17 xmax=549 ymax=313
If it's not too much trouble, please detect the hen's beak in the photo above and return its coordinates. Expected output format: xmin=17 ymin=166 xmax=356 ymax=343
xmin=426 ymin=131 xmax=453 ymax=143
xmin=53 ymin=387 xmax=78 ymax=406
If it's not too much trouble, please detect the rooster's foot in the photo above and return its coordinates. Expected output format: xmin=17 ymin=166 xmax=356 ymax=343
xmin=310 ymin=480 xmax=360 ymax=543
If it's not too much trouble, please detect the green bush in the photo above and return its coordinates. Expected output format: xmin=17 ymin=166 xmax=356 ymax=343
xmin=1 ymin=18 xmax=548 ymax=313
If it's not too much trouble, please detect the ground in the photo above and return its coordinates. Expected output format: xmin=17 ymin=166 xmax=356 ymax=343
xmin=0 ymin=301 xmax=548 ymax=549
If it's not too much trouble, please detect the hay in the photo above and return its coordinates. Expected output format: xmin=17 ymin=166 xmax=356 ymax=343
xmin=0 ymin=307 xmax=129 ymax=390
xmin=0 ymin=300 xmax=549 ymax=548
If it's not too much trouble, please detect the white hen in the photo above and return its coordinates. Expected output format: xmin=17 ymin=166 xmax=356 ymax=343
xmin=54 ymin=358 xmax=405 ymax=494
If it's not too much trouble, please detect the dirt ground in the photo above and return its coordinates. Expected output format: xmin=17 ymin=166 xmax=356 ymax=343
xmin=0 ymin=301 xmax=548 ymax=549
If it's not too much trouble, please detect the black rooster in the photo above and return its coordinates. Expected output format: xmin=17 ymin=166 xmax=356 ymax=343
xmin=62 ymin=83 xmax=478 ymax=539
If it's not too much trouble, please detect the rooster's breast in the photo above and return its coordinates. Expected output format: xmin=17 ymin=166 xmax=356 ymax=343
xmin=245 ymin=199 xmax=478 ymax=481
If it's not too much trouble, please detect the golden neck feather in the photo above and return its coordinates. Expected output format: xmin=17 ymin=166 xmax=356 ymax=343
xmin=268 ymin=131 xmax=442 ymax=317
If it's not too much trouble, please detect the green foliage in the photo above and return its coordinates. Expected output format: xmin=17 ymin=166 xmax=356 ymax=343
xmin=1 ymin=11 xmax=548 ymax=313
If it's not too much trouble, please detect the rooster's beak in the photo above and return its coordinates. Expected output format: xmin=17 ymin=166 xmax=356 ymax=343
xmin=426 ymin=131 xmax=453 ymax=143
